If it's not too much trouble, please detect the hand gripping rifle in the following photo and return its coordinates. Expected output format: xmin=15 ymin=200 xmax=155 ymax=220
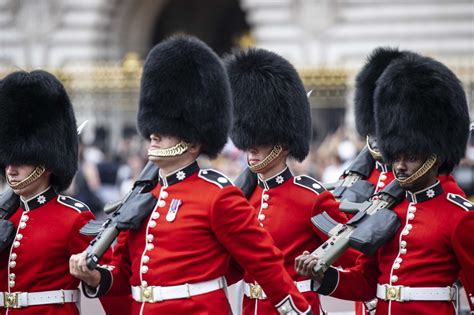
xmin=82 ymin=161 xmax=159 ymax=269
xmin=310 ymin=180 xmax=404 ymax=275
xmin=326 ymin=146 xmax=376 ymax=203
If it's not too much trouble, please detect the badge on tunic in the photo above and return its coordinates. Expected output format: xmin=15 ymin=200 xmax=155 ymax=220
xmin=166 ymin=199 xmax=182 ymax=222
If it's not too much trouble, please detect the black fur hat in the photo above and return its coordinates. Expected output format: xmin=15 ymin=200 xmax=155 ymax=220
xmin=137 ymin=35 xmax=232 ymax=159
xmin=375 ymin=52 xmax=469 ymax=173
xmin=354 ymin=47 xmax=405 ymax=137
xmin=225 ymin=48 xmax=311 ymax=161
xmin=0 ymin=70 xmax=78 ymax=191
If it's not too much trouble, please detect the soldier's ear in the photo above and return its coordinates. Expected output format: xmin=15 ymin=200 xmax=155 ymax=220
xmin=281 ymin=145 xmax=291 ymax=157
xmin=188 ymin=143 xmax=202 ymax=155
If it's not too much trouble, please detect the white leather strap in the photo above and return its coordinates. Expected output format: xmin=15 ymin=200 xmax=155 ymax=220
xmin=243 ymin=280 xmax=312 ymax=300
xmin=131 ymin=276 xmax=226 ymax=303
xmin=376 ymin=283 xmax=454 ymax=302
xmin=0 ymin=289 xmax=79 ymax=308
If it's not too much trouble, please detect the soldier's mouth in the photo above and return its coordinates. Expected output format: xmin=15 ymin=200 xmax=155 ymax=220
xmin=395 ymin=173 xmax=408 ymax=180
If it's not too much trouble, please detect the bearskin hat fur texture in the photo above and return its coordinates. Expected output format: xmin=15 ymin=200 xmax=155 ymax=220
xmin=375 ymin=52 xmax=469 ymax=173
xmin=0 ymin=70 xmax=78 ymax=191
xmin=137 ymin=35 xmax=232 ymax=159
xmin=354 ymin=47 xmax=405 ymax=137
xmin=225 ymin=48 xmax=311 ymax=161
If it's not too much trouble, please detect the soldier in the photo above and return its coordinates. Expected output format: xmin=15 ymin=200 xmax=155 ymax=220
xmin=354 ymin=47 xmax=463 ymax=197
xmin=69 ymin=35 xmax=313 ymax=314
xmin=352 ymin=47 xmax=468 ymax=314
xmin=353 ymin=48 xmax=403 ymax=194
xmin=295 ymin=50 xmax=474 ymax=314
xmin=0 ymin=70 xmax=94 ymax=314
xmin=225 ymin=48 xmax=358 ymax=314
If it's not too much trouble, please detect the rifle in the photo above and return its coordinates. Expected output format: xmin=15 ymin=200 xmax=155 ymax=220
xmin=83 ymin=161 xmax=159 ymax=269
xmin=326 ymin=146 xmax=376 ymax=203
xmin=234 ymin=167 xmax=258 ymax=199
xmin=0 ymin=188 xmax=20 ymax=252
xmin=0 ymin=188 xmax=20 ymax=220
xmin=310 ymin=180 xmax=404 ymax=275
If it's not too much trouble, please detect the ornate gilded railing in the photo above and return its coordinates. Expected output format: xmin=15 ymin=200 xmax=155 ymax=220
xmin=0 ymin=54 xmax=472 ymax=112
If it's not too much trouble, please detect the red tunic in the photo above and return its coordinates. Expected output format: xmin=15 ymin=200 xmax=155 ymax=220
xmin=90 ymin=161 xmax=311 ymax=315
xmin=0 ymin=187 xmax=94 ymax=315
xmin=242 ymin=168 xmax=357 ymax=314
xmin=356 ymin=167 xmax=465 ymax=315
xmin=366 ymin=162 xmax=395 ymax=194
xmin=320 ymin=180 xmax=474 ymax=315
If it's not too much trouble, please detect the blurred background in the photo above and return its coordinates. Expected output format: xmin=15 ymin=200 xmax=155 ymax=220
xmin=0 ymin=0 xmax=473 ymax=314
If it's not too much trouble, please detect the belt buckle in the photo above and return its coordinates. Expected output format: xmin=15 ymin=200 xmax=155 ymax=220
xmin=385 ymin=285 xmax=403 ymax=302
xmin=249 ymin=284 xmax=263 ymax=300
xmin=140 ymin=286 xmax=154 ymax=303
xmin=4 ymin=292 xmax=21 ymax=308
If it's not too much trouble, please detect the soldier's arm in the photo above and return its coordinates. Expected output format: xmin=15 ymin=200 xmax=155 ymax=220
xmin=212 ymin=186 xmax=312 ymax=314
xmin=295 ymin=249 xmax=379 ymax=301
xmin=70 ymin=230 xmax=132 ymax=298
xmin=452 ymin=210 xmax=474 ymax=306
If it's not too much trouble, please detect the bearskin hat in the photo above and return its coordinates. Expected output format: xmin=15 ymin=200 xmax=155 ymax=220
xmin=354 ymin=47 xmax=405 ymax=137
xmin=0 ymin=70 xmax=79 ymax=191
xmin=375 ymin=52 xmax=469 ymax=173
xmin=137 ymin=35 xmax=232 ymax=159
xmin=225 ymin=48 xmax=311 ymax=161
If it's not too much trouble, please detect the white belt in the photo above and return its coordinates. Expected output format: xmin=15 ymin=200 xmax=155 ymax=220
xmin=376 ymin=284 xmax=455 ymax=302
xmin=0 ymin=289 xmax=79 ymax=308
xmin=243 ymin=280 xmax=312 ymax=300
xmin=131 ymin=276 xmax=226 ymax=303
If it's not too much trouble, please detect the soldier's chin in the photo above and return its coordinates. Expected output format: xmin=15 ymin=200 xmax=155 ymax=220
xmin=148 ymin=155 xmax=168 ymax=162
xmin=396 ymin=177 xmax=414 ymax=189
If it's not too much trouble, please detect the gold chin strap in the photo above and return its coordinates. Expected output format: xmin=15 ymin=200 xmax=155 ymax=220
xmin=248 ymin=145 xmax=283 ymax=173
xmin=148 ymin=141 xmax=189 ymax=160
xmin=7 ymin=166 xmax=46 ymax=190
xmin=395 ymin=154 xmax=438 ymax=185
xmin=366 ymin=136 xmax=383 ymax=160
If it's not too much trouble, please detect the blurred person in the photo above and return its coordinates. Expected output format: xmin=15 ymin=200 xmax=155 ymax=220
xmin=296 ymin=49 xmax=474 ymax=315
xmin=66 ymin=141 xmax=104 ymax=216
xmin=116 ymin=153 xmax=146 ymax=196
xmin=225 ymin=48 xmax=358 ymax=315
xmin=69 ymin=35 xmax=313 ymax=315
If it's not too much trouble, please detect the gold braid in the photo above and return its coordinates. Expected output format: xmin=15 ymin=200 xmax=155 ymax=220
xmin=7 ymin=166 xmax=46 ymax=190
xmin=148 ymin=141 xmax=190 ymax=160
xmin=395 ymin=154 xmax=438 ymax=185
xmin=248 ymin=145 xmax=283 ymax=173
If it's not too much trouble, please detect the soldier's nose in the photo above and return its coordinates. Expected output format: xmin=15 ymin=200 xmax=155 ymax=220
xmin=5 ymin=165 xmax=17 ymax=175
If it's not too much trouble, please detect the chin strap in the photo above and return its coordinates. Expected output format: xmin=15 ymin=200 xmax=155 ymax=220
xmin=148 ymin=141 xmax=189 ymax=160
xmin=366 ymin=136 xmax=383 ymax=160
xmin=248 ymin=145 xmax=283 ymax=173
xmin=7 ymin=166 xmax=46 ymax=190
xmin=394 ymin=154 xmax=438 ymax=185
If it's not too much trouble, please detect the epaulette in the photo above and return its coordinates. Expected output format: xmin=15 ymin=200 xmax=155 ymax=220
xmin=447 ymin=193 xmax=474 ymax=211
xmin=198 ymin=169 xmax=234 ymax=188
xmin=57 ymin=195 xmax=90 ymax=212
xmin=294 ymin=175 xmax=327 ymax=195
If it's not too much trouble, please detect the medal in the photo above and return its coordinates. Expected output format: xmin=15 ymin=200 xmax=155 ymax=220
xmin=166 ymin=199 xmax=182 ymax=222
